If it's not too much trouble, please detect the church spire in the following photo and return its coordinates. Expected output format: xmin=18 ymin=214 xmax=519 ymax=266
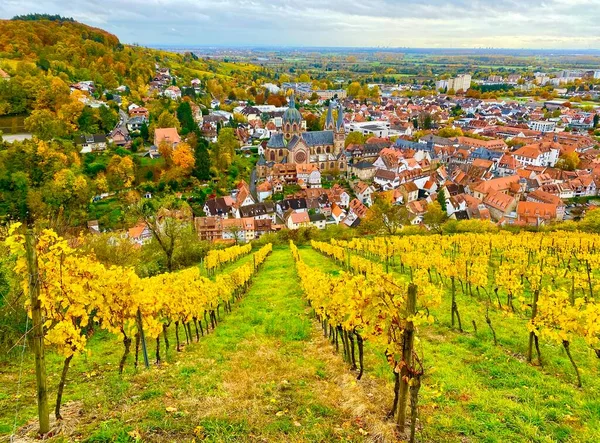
xmin=288 ymin=93 xmax=296 ymax=109
xmin=335 ymin=102 xmax=345 ymax=132
xmin=325 ymin=101 xmax=334 ymax=130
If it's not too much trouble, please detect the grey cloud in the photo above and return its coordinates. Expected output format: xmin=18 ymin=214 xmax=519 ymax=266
xmin=0 ymin=0 xmax=599 ymax=48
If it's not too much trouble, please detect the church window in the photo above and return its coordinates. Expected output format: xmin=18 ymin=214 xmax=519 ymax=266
xmin=270 ymin=151 xmax=275 ymax=161
xmin=279 ymin=149 xmax=283 ymax=157
xmin=316 ymin=147 xmax=321 ymax=154
xmin=330 ymin=162 xmax=334 ymax=169
xmin=326 ymin=146 xmax=331 ymax=153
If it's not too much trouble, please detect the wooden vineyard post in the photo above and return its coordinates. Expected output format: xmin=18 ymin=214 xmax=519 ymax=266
xmin=136 ymin=308 xmax=150 ymax=368
xmin=397 ymin=282 xmax=417 ymax=431
xmin=25 ymin=228 xmax=50 ymax=435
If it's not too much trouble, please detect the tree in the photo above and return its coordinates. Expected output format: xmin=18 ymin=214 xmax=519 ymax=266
xmin=347 ymin=82 xmax=361 ymax=98
xmin=158 ymin=141 xmax=174 ymax=167
xmin=176 ymin=101 xmax=196 ymax=135
xmin=344 ymin=131 xmax=367 ymax=147
xmin=581 ymin=208 xmax=600 ymax=233
xmin=423 ymin=201 xmax=447 ymax=233
xmin=130 ymin=196 xmax=193 ymax=272
xmin=25 ymin=110 xmax=65 ymax=140
xmin=192 ymin=136 xmax=211 ymax=180
xmin=140 ymin=122 xmax=149 ymax=141
xmin=555 ymin=152 xmax=580 ymax=171
xmin=212 ymin=127 xmax=238 ymax=173
xmin=98 ymin=105 xmax=118 ymax=132
xmin=77 ymin=107 xmax=100 ymax=133
xmin=156 ymin=110 xmax=181 ymax=130
xmin=107 ymin=155 xmax=135 ymax=189
xmin=438 ymin=127 xmax=463 ymax=138
xmin=437 ymin=188 xmax=447 ymax=212
xmin=594 ymin=114 xmax=599 ymax=128
xmin=361 ymin=195 xmax=410 ymax=235
xmin=418 ymin=112 xmax=434 ymax=130
xmin=171 ymin=142 xmax=195 ymax=175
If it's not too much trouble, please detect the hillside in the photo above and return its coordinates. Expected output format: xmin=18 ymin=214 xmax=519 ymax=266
xmin=2 ymin=235 xmax=600 ymax=442
xmin=0 ymin=17 xmax=156 ymax=96
xmin=0 ymin=17 xmax=271 ymax=118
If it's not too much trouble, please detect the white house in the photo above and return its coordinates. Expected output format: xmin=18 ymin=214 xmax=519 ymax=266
xmin=164 ymin=86 xmax=182 ymax=100
xmin=354 ymin=181 xmax=375 ymax=207
xmin=286 ymin=211 xmax=310 ymax=230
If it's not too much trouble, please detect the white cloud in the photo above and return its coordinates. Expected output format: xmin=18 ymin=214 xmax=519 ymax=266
xmin=1 ymin=0 xmax=599 ymax=48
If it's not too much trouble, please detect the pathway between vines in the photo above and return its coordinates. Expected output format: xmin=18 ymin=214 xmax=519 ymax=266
xmin=177 ymin=247 xmax=394 ymax=441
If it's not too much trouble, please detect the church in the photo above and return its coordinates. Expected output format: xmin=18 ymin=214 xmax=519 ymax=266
xmin=258 ymin=95 xmax=347 ymax=178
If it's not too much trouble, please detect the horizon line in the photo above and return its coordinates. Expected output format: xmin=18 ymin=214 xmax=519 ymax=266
xmin=141 ymin=44 xmax=600 ymax=53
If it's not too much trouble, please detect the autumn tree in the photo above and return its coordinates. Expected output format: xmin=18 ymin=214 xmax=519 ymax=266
xmin=555 ymin=152 xmax=580 ymax=171
xmin=130 ymin=196 xmax=193 ymax=272
xmin=25 ymin=109 xmax=65 ymax=140
xmin=423 ymin=201 xmax=447 ymax=233
xmin=156 ymin=110 xmax=181 ymax=131
xmin=438 ymin=127 xmax=463 ymax=138
xmin=211 ymin=127 xmax=238 ymax=173
xmin=106 ymin=155 xmax=135 ymax=189
xmin=360 ymin=195 xmax=409 ymax=235
xmin=347 ymin=82 xmax=361 ymax=98
xmin=172 ymin=142 xmax=196 ymax=175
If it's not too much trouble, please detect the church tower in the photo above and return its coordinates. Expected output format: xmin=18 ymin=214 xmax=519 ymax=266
xmin=282 ymin=94 xmax=303 ymax=141
xmin=333 ymin=102 xmax=345 ymax=154
xmin=324 ymin=101 xmax=335 ymax=130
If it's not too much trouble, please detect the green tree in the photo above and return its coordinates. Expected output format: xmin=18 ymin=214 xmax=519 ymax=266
xmin=344 ymin=131 xmax=367 ymax=147
xmin=140 ymin=122 xmax=149 ymax=141
xmin=437 ymin=188 xmax=447 ymax=212
xmin=191 ymin=135 xmax=211 ymax=180
xmin=176 ymin=101 xmax=196 ymax=135
xmin=98 ymin=105 xmax=118 ymax=132
xmin=77 ymin=107 xmax=99 ymax=133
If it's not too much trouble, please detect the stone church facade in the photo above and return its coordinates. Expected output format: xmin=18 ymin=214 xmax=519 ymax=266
xmin=258 ymin=96 xmax=347 ymax=178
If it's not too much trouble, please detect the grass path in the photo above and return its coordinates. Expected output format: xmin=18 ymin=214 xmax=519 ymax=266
xmin=2 ymin=247 xmax=393 ymax=442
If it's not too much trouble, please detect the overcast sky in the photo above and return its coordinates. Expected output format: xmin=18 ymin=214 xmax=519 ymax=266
xmin=2 ymin=0 xmax=600 ymax=49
